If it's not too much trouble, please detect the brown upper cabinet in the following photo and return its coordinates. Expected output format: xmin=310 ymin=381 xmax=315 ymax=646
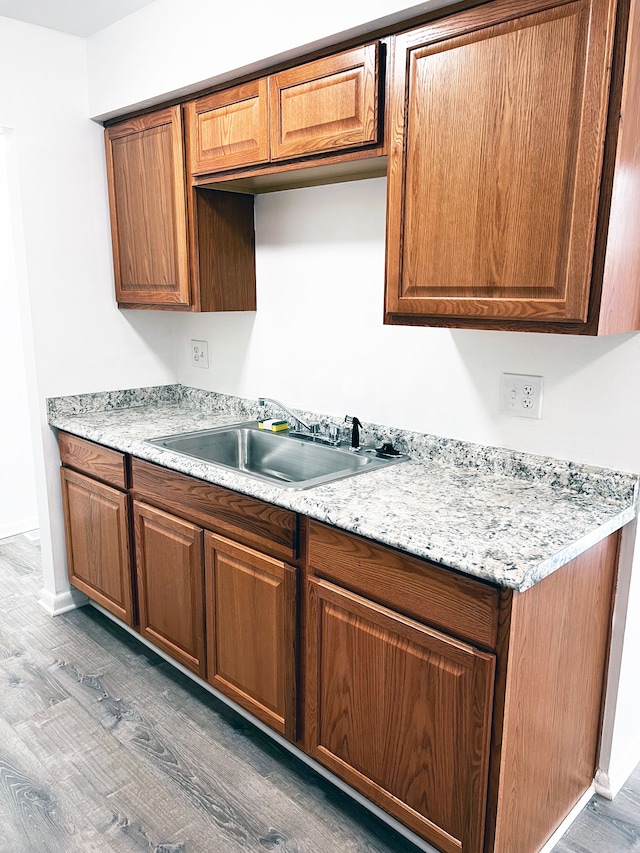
xmin=105 ymin=106 xmax=257 ymax=311
xmin=269 ymin=44 xmax=380 ymax=161
xmin=186 ymin=80 xmax=270 ymax=176
xmin=105 ymin=107 xmax=191 ymax=308
xmin=384 ymin=0 xmax=640 ymax=334
xmin=185 ymin=43 xmax=381 ymax=177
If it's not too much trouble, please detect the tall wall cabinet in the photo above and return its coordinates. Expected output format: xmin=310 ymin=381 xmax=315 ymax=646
xmin=384 ymin=0 xmax=640 ymax=333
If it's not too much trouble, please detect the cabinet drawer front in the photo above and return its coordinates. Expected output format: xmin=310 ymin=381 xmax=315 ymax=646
xmin=186 ymin=80 xmax=270 ymax=175
xmin=306 ymin=578 xmax=494 ymax=853
xmin=307 ymin=520 xmax=499 ymax=649
xmin=270 ymin=43 xmax=380 ymax=161
xmin=131 ymin=458 xmax=297 ymax=561
xmin=59 ymin=432 xmax=128 ymax=489
xmin=205 ymin=532 xmax=297 ymax=739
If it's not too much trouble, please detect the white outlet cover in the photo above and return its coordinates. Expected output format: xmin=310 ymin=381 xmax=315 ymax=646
xmin=191 ymin=339 xmax=209 ymax=369
xmin=501 ymin=373 xmax=543 ymax=419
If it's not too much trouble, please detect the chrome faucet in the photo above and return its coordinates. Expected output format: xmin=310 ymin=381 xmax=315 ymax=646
xmin=257 ymin=397 xmax=340 ymax=445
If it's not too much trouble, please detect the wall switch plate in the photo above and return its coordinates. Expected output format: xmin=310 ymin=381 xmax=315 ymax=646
xmin=501 ymin=373 xmax=543 ymax=419
xmin=191 ymin=339 xmax=209 ymax=369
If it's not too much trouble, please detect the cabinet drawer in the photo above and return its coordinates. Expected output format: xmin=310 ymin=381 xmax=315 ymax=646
xmin=307 ymin=520 xmax=500 ymax=649
xmin=131 ymin=458 xmax=297 ymax=561
xmin=59 ymin=432 xmax=128 ymax=490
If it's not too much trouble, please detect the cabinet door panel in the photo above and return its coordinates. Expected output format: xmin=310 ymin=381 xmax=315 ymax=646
xmin=306 ymin=578 xmax=494 ymax=853
xmin=60 ymin=468 xmax=134 ymax=626
xmin=385 ymin=0 xmax=617 ymax=324
xmin=186 ymin=80 xmax=270 ymax=175
xmin=105 ymin=106 xmax=190 ymax=307
xmin=205 ymin=533 xmax=297 ymax=739
xmin=270 ymin=44 xmax=379 ymax=161
xmin=134 ymin=501 xmax=205 ymax=676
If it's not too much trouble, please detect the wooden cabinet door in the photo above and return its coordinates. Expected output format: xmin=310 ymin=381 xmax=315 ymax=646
xmin=205 ymin=533 xmax=297 ymax=739
xmin=385 ymin=0 xmax=617 ymax=326
xmin=270 ymin=44 xmax=380 ymax=161
xmin=306 ymin=578 xmax=495 ymax=853
xmin=105 ymin=106 xmax=191 ymax=307
xmin=185 ymin=80 xmax=270 ymax=175
xmin=133 ymin=501 xmax=205 ymax=676
xmin=60 ymin=468 xmax=135 ymax=626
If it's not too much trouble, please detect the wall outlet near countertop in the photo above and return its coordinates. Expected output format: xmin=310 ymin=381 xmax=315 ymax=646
xmin=191 ymin=339 xmax=209 ymax=369
xmin=500 ymin=373 xmax=543 ymax=419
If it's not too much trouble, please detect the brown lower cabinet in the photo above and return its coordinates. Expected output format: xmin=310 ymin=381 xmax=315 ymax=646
xmin=133 ymin=500 xmax=206 ymax=677
xmin=204 ymin=532 xmax=297 ymax=739
xmin=58 ymin=433 xmax=621 ymax=853
xmin=306 ymin=577 xmax=495 ymax=853
xmin=59 ymin=455 xmax=135 ymax=627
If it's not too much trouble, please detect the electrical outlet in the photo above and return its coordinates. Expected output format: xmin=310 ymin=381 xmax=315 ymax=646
xmin=191 ymin=339 xmax=209 ymax=369
xmin=500 ymin=373 xmax=543 ymax=419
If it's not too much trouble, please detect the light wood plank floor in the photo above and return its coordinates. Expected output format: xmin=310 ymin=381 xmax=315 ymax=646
xmin=0 ymin=532 xmax=638 ymax=853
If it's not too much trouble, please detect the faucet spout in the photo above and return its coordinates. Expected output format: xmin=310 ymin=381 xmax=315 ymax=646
xmin=258 ymin=397 xmax=316 ymax=434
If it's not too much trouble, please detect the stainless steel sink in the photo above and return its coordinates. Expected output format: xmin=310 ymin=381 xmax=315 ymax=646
xmin=146 ymin=422 xmax=408 ymax=489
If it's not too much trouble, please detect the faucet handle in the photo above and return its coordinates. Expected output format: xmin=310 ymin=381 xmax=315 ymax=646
xmin=328 ymin=424 xmax=341 ymax=443
xmin=344 ymin=415 xmax=362 ymax=450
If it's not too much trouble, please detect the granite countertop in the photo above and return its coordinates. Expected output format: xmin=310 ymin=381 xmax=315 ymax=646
xmin=47 ymin=384 xmax=639 ymax=593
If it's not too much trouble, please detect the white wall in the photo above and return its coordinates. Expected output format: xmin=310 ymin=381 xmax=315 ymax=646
xmin=87 ymin=0 xmax=454 ymax=119
xmin=177 ymin=179 xmax=640 ymax=474
xmin=0 ymin=131 xmax=38 ymax=538
xmin=0 ymin=15 xmax=180 ymax=612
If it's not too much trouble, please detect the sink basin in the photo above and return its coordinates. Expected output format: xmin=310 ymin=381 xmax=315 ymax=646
xmin=146 ymin=422 xmax=408 ymax=489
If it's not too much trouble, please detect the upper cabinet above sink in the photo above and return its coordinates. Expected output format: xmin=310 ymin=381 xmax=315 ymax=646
xmin=185 ymin=43 xmax=385 ymax=192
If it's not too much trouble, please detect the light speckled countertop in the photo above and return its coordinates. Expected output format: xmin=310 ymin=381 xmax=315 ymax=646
xmin=47 ymin=385 xmax=639 ymax=592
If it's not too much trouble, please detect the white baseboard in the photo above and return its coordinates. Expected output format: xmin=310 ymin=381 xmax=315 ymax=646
xmin=39 ymin=586 xmax=89 ymax=616
xmin=597 ymin=749 xmax=640 ymax=800
xmin=0 ymin=516 xmax=39 ymax=539
xmin=594 ymin=768 xmax=613 ymax=799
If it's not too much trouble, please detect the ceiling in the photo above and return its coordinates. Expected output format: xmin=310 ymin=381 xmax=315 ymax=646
xmin=0 ymin=0 xmax=158 ymax=37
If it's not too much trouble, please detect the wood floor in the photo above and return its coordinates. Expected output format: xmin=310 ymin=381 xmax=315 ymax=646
xmin=0 ymin=532 xmax=638 ymax=853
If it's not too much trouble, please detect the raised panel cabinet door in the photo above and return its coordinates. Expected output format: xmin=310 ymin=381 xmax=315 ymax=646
xmin=269 ymin=43 xmax=380 ymax=161
xmin=105 ymin=106 xmax=191 ymax=307
xmin=185 ymin=80 xmax=270 ymax=175
xmin=133 ymin=501 xmax=205 ymax=676
xmin=306 ymin=578 xmax=495 ymax=853
xmin=385 ymin=0 xmax=617 ymax=325
xmin=60 ymin=468 xmax=135 ymax=626
xmin=204 ymin=532 xmax=297 ymax=739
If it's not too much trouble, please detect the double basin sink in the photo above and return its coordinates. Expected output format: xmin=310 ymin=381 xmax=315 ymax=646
xmin=147 ymin=421 xmax=408 ymax=490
